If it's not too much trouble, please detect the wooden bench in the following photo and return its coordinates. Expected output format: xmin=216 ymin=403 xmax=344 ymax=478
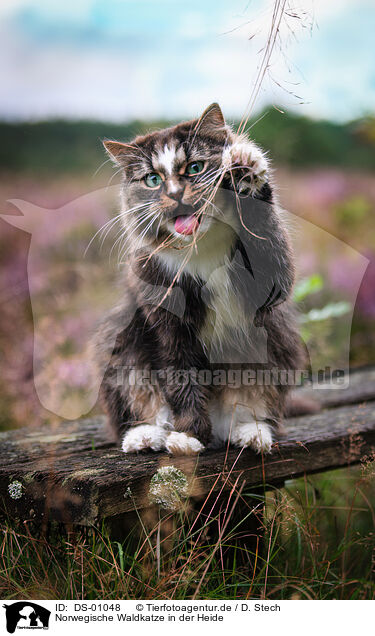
xmin=1 ymin=367 xmax=374 ymax=532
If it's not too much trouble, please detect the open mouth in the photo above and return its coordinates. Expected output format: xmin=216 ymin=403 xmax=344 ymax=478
xmin=172 ymin=205 xmax=201 ymax=236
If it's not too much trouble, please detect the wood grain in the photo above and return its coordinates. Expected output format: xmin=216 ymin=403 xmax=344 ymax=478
xmin=0 ymin=368 xmax=374 ymax=525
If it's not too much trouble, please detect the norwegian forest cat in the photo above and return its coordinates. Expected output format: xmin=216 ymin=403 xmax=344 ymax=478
xmin=94 ymin=103 xmax=304 ymax=456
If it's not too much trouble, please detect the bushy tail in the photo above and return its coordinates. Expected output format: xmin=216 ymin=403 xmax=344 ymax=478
xmin=285 ymin=393 xmax=320 ymax=418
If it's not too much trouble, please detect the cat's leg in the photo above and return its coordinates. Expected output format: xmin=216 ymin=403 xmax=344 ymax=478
xmin=99 ymin=375 xmax=135 ymax=441
xmin=100 ymin=364 xmax=173 ymax=453
xmin=101 ymin=362 xmax=207 ymax=455
xmin=113 ymin=372 xmax=209 ymax=456
xmin=222 ymin=133 xmax=269 ymax=195
xmin=162 ymin=400 xmax=209 ymax=455
xmin=162 ymin=384 xmax=211 ymax=454
xmin=209 ymin=392 xmax=274 ymax=454
xmin=157 ymin=318 xmax=212 ymax=453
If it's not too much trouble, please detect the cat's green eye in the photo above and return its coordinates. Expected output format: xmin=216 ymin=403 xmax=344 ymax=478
xmin=145 ymin=173 xmax=162 ymax=188
xmin=186 ymin=161 xmax=204 ymax=176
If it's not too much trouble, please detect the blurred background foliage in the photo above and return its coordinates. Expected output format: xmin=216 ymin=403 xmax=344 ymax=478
xmin=1 ymin=109 xmax=375 ymax=175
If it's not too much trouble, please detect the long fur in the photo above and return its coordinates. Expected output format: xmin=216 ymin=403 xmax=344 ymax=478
xmin=93 ymin=104 xmax=305 ymax=454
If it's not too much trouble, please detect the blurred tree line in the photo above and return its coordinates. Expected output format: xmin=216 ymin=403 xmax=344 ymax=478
xmin=0 ymin=109 xmax=374 ymax=175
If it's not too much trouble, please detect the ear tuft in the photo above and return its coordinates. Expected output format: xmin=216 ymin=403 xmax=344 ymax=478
xmin=103 ymin=140 xmax=130 ymax=164
xmin=195 ymin=103 xmax=226 ymax=138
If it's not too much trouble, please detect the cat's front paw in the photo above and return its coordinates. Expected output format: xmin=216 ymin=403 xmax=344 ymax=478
xmin=231 ymin=422 xmax=273 ymax=454
xmin=165 ymin=431 xmax=204 ymax=456
xmin=122 ymin=424 xmax=167 ymax=453
xmin=223 ymin=138 xmax=269 ymax=194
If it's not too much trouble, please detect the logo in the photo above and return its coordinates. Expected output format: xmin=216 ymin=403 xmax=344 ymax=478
xmin=3 ymin=602 xmax=50 ymax=633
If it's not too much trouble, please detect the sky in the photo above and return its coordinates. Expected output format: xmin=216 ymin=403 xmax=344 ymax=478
xmin=0 ymin=0 xmax=374 ymax=122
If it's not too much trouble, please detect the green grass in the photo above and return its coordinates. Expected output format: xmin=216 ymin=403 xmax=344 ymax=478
xmin=1 ymin=464 xmax=374 ymax=600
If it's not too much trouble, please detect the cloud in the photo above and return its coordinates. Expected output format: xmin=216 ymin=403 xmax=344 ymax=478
xmin=0 ymin=0 xmax=373 ymax=122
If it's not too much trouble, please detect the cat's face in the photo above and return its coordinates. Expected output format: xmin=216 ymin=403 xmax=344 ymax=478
xmin=104 ymin=104 xmax=233 ymax=253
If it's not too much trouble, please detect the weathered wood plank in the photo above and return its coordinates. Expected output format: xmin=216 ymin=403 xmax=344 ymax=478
xmin=1 ymin=400 xmax=374 ymax=525
xmin=295 ymin=366 xmax=375 ymax=409
xmin=1 ymin=367 xmax=373 ymax=466
xmin=0 ymin=416 xmax=111 ymax=463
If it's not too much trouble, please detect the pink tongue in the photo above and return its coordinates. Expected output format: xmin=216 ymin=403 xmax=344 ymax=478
xmin=174 ymin=214 xmax=199 ymax=235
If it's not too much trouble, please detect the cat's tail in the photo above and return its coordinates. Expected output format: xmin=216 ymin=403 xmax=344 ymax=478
xmin=285 ymin=393 xmax=321 ymax=418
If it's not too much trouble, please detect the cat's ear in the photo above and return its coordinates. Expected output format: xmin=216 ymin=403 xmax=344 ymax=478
xmin=195 ymin=103 xmax=226 ymax=139
xmin=103 ymin=140 xmax=134 ymax=165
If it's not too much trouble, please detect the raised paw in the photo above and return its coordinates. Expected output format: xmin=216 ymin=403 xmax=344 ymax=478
xmin=231 ymin=422 xmax=273 ymax=454
xmin=122 ymin=424 xmax=168 ymax=453
xmin=223 ymin=138 xmax=269 ymax=194
xmin=165 ymin=431 xmax=204 ymax=456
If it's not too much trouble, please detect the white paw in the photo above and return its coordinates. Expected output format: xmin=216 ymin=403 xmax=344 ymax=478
xmin=222 ymin=139 xmax=269 ymax=193
xmin=231 ymin=422 xmax=273 ymax=454
xmin=165 ymin=431 xmax=204 ymax=456
xmin=122 ymin=424 xmax=167 ymax=453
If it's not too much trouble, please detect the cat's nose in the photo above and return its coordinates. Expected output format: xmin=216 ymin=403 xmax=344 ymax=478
xmin=168 ymin=190 xmax=183 ymax=201
xmin=166 ymin=180 xmax=184 ymax=201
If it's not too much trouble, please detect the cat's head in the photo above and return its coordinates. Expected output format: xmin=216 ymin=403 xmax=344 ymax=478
xmin=103 ymin=103 xmax=234 ymax=253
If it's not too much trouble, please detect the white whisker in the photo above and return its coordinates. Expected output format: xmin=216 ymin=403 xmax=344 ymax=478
xmin=84 ymin=202 xmax=152 ymax=256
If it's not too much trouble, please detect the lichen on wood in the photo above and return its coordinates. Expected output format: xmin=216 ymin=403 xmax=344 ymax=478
xmin=149 ymin=466 xmax=189 ymax=510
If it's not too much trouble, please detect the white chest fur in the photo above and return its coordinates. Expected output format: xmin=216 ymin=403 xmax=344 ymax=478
xmin=199 ymin=259 xmax=249 ymax=358
xmin=157 ymin=217 xmax=254 ymax=361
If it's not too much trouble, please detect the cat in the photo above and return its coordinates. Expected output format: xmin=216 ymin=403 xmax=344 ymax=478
xmin=94 ymin=103 xmax=304 ymax=456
